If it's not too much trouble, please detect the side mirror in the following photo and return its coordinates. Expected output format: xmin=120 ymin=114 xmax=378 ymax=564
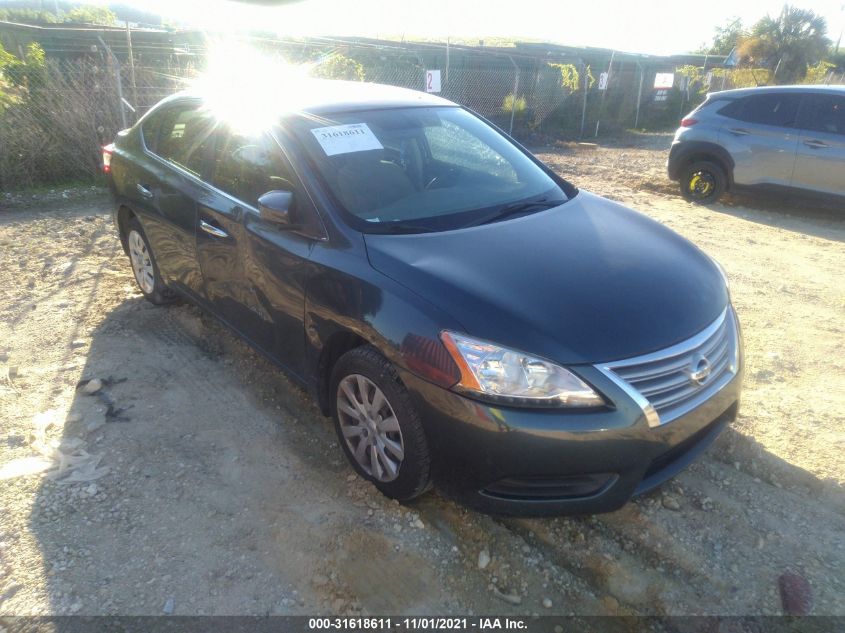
xmin=257 ymin=190 xmax=295 ymax=227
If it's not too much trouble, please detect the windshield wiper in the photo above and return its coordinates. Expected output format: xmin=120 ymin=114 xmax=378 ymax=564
xmin=462 ymin=198 xmax=562 ymax=228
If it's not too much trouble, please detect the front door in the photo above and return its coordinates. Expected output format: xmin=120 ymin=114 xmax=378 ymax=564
xmin=791 ymin=92 xmax=845 ymax=197
xmin=198 ymin=129 xmax=319 ymax=378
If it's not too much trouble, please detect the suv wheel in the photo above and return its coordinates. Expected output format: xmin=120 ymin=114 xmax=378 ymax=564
xmin=680 ymin=160 xmax=726 ymax=204
xmin=330 ymin=345 xmax=432 ymax=501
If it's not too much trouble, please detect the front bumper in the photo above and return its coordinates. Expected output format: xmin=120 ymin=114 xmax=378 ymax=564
xmin=399 ymin=357 xmax=742 ymax=517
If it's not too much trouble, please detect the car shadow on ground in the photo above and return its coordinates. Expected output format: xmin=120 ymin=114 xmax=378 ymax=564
xmin=23 ymin=292 xmax=845 ymax=615
xmin=713 ymin=191 xmax=845 ymax=240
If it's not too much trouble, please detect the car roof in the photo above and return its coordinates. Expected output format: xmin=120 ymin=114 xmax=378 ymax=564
xmin=168 ymin=79 xmax=456 ymax=115
xmin=708 ymin=84 xmax=845 ymax=100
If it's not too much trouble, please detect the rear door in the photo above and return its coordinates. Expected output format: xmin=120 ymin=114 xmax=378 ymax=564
xmin=791 ymin=92 xmax=845 ymax=197
xmin=138 ymin=102 xmax=216 ymax=299
xmin=717 ymin=93 xmax=802 ymax=187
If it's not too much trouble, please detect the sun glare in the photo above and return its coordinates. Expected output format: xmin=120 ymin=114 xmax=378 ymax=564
xmin=192 ymin=40 xmax=317 ymax=135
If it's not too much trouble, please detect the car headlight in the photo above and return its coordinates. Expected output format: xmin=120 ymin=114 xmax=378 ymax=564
xmin=440 ymin=331 xmax=604 ymax=407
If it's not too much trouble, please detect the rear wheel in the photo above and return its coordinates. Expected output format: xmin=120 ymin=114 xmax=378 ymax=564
xmin=680 ymin=160 xmax=726 ymax=204
xmin=126 ymin=218 xmax=175 ymax=305
xmin=330 ymin=345 xmax=432 ymax=501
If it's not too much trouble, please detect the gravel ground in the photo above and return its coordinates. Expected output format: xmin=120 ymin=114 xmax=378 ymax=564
xmin=1 ymin=132 xmax=843 ymax=617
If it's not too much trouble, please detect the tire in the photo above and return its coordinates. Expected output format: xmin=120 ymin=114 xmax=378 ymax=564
xmin=330 ymin=345 xmax=432 ymax=501
xmin=680 ymin=160 xmax=727 ymax=204
xmin=125 ymin=218 xmax=175 ymax=305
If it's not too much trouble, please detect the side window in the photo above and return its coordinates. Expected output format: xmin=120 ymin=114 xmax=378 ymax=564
xmin=423 ymin=119 xmax=517 ymax=182
xmin=797 ymin=94 xmax=845 ymax=136
xmin=140 ymin=110 xmax=164 ymax=153
xmin=154 ymin=105 xmax=218 ymax=178
xmin=726 ymin=94 xmax=801 ymax=127
xmin=717 ymin=99 xmax=744 ymax=119
xmin=212 ymin=132 xmax=295 ymax=208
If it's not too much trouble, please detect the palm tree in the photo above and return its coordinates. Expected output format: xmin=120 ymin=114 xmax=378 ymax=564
xmin=738 ymin=5 xmax=830 ymax=84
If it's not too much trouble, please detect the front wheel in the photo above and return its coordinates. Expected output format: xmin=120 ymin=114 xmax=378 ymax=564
xmin=680 ymin=160 xmax=726 ymax=204
xmin=330 ymin=345 xmax=432 ymax=501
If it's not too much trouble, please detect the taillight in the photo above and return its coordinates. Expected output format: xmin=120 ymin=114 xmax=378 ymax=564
xmin=102 ymin=143 xmax=115 ymax=174
xmin=680 ymin=117 xmax=698 ymax=127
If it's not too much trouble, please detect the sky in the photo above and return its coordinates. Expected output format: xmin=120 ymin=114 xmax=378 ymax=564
xmin=96 ymin=0 xmax=845 ymax=56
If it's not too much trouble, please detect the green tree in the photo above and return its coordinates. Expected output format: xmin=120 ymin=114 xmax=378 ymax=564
xmin=699 ymin=18 xmax=746 ymax=55
xmin=64 ymin=6 xmax=117 ymax=26
xmin=548 ymin=63 xmax=581 ymax=91
xmin=0 ymin=8 xmax=59 ymax=24
xmin=311 ymin=54 xmax=365 ymax=81
xmin=0 ymin=42 xmax=46 ymax=91
xmin=502 ymin=93 xmax=527 ymax=114
xmin=738 ymin=5 xmax=830 ymax=84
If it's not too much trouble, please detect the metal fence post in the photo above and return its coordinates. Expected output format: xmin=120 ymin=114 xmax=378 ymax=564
xmin=97 ymin=35 xmax=128 ymax=129
xmin=595 ymin=50 xmax=614 ymax=138
xmin=634 ymin=63 xmax=644 ymax=129
xmin=126 ymin=23 xmax=139 ymax=113
xmin=579 ymin=64 xmax=588 ymax=139
xmin=507 ymin=56 xmax=520 ymax=136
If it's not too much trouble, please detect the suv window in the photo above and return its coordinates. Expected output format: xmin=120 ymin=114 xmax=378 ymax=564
xmin=212 ymin=132 xmax=295 ymax=208
xmin=797 ymin=93 xmax=845 ymax=136
xmin=153 ymin=105 xmax=217 ymax=178
xmin=721 ymin=93 xmax=801 ymax=127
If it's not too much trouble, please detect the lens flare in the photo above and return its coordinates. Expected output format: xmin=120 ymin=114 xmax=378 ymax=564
xmin=191 ymin=39 xmax=317 ymax=135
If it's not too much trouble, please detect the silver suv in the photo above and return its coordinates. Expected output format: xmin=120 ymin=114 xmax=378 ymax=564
xmin=668 ymin=85 xmax=845 ymax=204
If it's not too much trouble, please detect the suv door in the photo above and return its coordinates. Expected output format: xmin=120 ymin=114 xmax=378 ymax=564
xmin=791 ymin=92 xmax=845 ymax=197
xmin=717 ymin=92 xmax=802 ymax=187
xmin=200 ymin=128 xmax=323 ymax=377
xmin=139 ymin=102 xmax=216 ymax=299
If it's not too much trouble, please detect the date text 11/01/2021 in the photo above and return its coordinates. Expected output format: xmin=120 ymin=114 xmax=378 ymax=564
xmin=308 ymin=617 xmax=528 ymax=630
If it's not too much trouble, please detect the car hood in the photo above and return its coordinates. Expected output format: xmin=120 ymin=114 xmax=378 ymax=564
xmin=363 ymin=190 xmax=728 ymax=365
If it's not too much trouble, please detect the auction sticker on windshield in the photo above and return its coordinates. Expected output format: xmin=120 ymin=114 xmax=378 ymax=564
xmin=311 ymin=123 xmax=383 ymax=156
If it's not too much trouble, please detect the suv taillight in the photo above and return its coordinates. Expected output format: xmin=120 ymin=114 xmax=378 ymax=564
xmin=102 ymin=143 xmax=115 ymax=174
xmin=680 ymin=117 xmax=698 ymax=127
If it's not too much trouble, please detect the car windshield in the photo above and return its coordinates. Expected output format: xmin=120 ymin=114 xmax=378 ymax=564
xmin=286 ymin=106 xmax=569 ymax=233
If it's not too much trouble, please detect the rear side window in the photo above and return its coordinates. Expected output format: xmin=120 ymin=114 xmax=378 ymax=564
xmin=720 ymin=94 xmax=801 ymax=128
xmin=140 ymin=111 xmax=164 ymax=153
xmin=150 ymin=105 xmax=218 ymax=178
xmin=797 ymin=94 xmax=845 ymax=136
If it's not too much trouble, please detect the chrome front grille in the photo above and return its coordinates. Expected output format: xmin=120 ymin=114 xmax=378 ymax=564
xmin=599 ymin=308 xmax=739 ymax=427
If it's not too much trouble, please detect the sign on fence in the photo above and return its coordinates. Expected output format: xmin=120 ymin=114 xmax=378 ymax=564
xmin=598 ymin=72 xmax=609 ymax=91
xmin=654 ymin=73 xmax=675 ymax=89
xmin=425 ymin=70 xmax=442 ymax=93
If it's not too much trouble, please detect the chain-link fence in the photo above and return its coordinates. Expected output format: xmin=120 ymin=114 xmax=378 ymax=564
xmin=2 ymin=31 xmax=842 ymax=191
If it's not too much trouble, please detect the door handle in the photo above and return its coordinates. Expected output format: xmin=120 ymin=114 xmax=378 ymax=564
xmin=727 ymin=128 xmax=750 ymax=136
xmin=136 ymin=183 xmax=153 ymax=198
xmin=200 ymin=219 xmax=229 ymax=239
xmin=803 ymin=139 xmax=829 ymax=149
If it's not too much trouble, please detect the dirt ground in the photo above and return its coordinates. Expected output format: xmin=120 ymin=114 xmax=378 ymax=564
xmin=1 ymin=132 xmax=843 ymax=617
